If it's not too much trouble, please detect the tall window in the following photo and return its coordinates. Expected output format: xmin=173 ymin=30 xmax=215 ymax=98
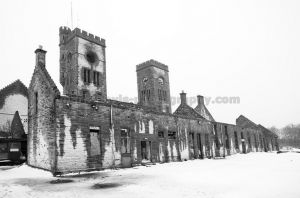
xmin=121 ymin=129 xmax=130 ymax=154
xmin=254 ymin=134 xmax=258 ymax=149
xmin=224 ymin=126 xmax=230 ymax=149
xmin=34 ymin=92 xmax=38 ymax=114
xmin=248 ymin=133 xmax=252 ymax=148
xmin=93 ymin=71 xmax=100 ymax=86
xmin=214 ymin=124 xmax=219 ymax=149
xmin=83 ymin=68 xmax=91 ymax=83
xmin=234 ymin=131 xmax=239 ymax=149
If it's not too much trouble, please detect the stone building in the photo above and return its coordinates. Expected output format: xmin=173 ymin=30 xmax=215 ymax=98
xmin=27 ymin=26 xmax=278 ymax=175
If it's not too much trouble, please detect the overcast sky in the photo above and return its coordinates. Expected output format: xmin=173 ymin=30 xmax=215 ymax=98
xmin=0 ymin=0 xmax=299 ymax=128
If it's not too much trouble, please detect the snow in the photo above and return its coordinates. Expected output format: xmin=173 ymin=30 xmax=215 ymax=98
xmin=1 ymin=152 xmax=300 ymax=198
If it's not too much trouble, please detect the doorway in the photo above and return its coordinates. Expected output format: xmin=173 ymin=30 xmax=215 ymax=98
xmin=197 ymin=134 xmax=203 ymax=159
xmin=141 ymin=141 xmax=151 ymax=161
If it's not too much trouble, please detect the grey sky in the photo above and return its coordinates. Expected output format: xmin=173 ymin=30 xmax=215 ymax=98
xmin=0 ymin=0 xmax=299 ymax=128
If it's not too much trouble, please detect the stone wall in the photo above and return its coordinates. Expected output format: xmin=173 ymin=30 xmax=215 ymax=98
xmin=27 ymin=68 xmax=57 ymax=172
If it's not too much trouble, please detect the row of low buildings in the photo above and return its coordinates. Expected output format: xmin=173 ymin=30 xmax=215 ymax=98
xmin=1 ymin=26 xmax=278 ymax=175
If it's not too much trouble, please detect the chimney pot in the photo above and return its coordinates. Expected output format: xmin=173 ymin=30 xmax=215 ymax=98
xmin=180 ymin=91 xmax=187 ymax=104
xmin=35 ymin=45 xmax=47 ymax=67
xmin=197 ymin=95 xmax=204 ymax=106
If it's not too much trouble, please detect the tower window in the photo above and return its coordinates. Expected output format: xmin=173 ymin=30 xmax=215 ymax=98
xmin=83 ymin=68 xmax=91 ymax=84
xmin=82 ymin=90 xmax=88 ymax=99
xmin=146 ymin=89 xmax=150 ymax=100
xmin=93 ymin=71 xmax=100 ymax=86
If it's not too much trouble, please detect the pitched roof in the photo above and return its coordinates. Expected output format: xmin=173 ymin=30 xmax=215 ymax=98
xmin=30 ymin=65 xmax=60 ymax=96
xmin=173 ymin=103 xmax=204 ymax=119
xmin=258 ymin=124 xmax=278 ymax=138
xmin=0 ymin=79 xmax=28 ymax=109
xmin=194 ymin=104 xmax=215 ymax=122
xmin=236 ymin=115 xmax=259 ymax=129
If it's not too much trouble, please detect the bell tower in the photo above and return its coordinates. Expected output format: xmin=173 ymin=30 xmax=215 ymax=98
xmin=59 ymin=26 xmax=107 ymax=100
xmin=136 ymin=59 xmax=172 ymax=113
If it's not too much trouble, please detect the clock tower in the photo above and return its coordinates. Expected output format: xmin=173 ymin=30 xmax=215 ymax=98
xmin=59 ymin=26 xmax=107 ymax=100
xmin=136 ymin=59 xmax=172 ymax=113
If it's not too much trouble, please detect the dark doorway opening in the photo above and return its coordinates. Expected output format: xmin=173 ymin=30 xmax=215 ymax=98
xmin=197 ymin=134 xmax=203 ymax=159
xmin=241 ymin=132 xmax=246 ymax=154
xmin=141 ymin=141 xmax=151 ymax=161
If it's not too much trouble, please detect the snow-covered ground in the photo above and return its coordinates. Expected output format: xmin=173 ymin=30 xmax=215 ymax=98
xmin=1 ymin=152 xmax=300 ymax=198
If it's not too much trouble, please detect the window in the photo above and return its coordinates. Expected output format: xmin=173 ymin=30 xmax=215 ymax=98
xmin=140 ymin=90 xmax=150 ymax=102
xmin=254 ymin=134 xmax=258 ymax=149
xmin=82 ymin=90 xmax=88 ymax=99
xmin=224 ymin=126 xmax=230 ymax=149
xmin=141 ymin=90 xmax=146 ymax=102
xmin=168 ymin=131 xmax=176 ymax=139
xmin=248 ymin=133 xmax=252 ymax=148
xmin=146 ymin=90 xmax=150 ymax=100
xmin=214 ymin=125 xmax=219 ymax=149
xmin=158 ymin=89 xmax=166 ymax=101
xmin=158 ymin=131 xmax=164 ymax=138
xmin=189 ymin=133 xmax=195 ymax=149
xmin=163 ymin=91 xmax=167 ymax=101
xmin=234 ymin=131 xmax=239 ymax=149
xmin=34 ymin=92 xmax=38 ymax=114
xmin=121 ymin=129 xmax=130 ymax=153
xmin=93 ymin=71 xmax=100 ymax=86
xmin=83 ymin=68 xmax=91 ymax=83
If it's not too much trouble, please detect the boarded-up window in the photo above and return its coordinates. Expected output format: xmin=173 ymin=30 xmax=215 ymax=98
xmin=121 ymin=129 xmax=130 ymax=153
xmin=168 ymin=131 xmax=176 ymax=139
xmin=90 ymin=126 xmax=100 ymax=156
xmin=158 ymin=131 xmax=164 ymax=138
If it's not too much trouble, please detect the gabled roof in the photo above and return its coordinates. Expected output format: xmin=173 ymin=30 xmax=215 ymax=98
xmin=173 ymin=103 xmax=204 ymax=119
xmin=194 ymin=104 xmax=215 ymax=122
xmin=0 ymin=79 xmax=28 ymax=109
xmin=258 ymin=124 xmax=278 ymax=138
xmin=29 ymin=65 xmax=60 ymax=96
xmin=236 ymin=115 xmax=259 ymax=129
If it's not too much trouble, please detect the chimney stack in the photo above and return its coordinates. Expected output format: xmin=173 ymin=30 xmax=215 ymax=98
xmin=197 ymin=95 xmax=204 ymax=106
xmin=180 ymin=91 xmax=187 ymax=104
xmin=35 ymin=45 xmax=47 ymax=67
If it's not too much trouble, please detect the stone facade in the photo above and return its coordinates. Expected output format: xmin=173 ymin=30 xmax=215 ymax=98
xmin=27 ymin=26 xmax=279 ymax=175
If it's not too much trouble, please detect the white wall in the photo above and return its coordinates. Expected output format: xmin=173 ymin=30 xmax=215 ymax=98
xmin=0 ymin=94 xmax=28 ymax=133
